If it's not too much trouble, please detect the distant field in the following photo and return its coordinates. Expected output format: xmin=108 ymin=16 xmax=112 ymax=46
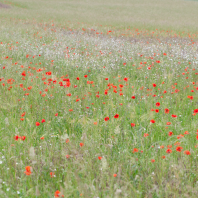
xmin=1 ymin=0 xmax=198 ymax=34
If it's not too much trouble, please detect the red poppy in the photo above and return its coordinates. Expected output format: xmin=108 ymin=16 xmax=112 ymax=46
xmin=14 ymin=135 xmax=19 ymax=140
xmin=188 ymin=96 xmax=193 ymax=100
xmin=176 ymin=146 xmax=183 ymax=152
xmin=171 ymin=115 xmax=177 ymax=118
xmin=156 ymin=102 xmax=160 ymax=107
xmin=164 ymin=108 xmax=170 ymax=114
xmin=166 ymin=149 xmax=172 ymax=154
xmin=55 ymin=113 xmax=58 ymax=116
xmin=84 ymin=75 xmax=88 ymax=78
xmin=24 ymin=166 xmax=32 ymax=175
xmin=54 ymin=190 xmax=61 ymax=198
xmin=168 ymin=132 xmax=173 ymax=136
xmin=104 ymin=117 xmax=109 ymax=121
xmin=177 ymin=134 xmax=184 ymax=139
xmin=98 ymin=156 xmax=102 ymax=160
xmin=123 ymin=77 xmax=128 ymax=82
xmin=150 ymin=119 xmax=155 ymax=123
xmin=194 ymin=109 xmax=198 ymax=114
xmin=76 ymin=77 xmax=79 ymax=80
xmin=41 ymin=119 xmax=45 ymax=123
xmin=35 ymin=122 xmax=40 ymax=126
xmin=113 ymin=174 xmax=117 ymax=177
xmin=151 ymin=159 xmax=155 ymax=163
xmin=21 ymin=136 xmax=26 ymax=141
xmin=153 ymin=84 xmax=156 ymax=87
xmin=155 ymin=109 xmax=159 ymax=113
xmin=131 ymin=96 xmax=135 ymax=99
xmin=184 ymin=131 xmax=189 ymax=135
xmin=184 ymin=150 xmax=191 ymax=155
xmin=66 ymin=154 xmax=70 ymax=158
xmin=79 ymin=143 xmax=84 ymax=147
xmin=131 ymin=123 xmax=135 ymax=127
xmin=50 ymin=172 xmax=55 ymax=178
xmin=133 ymin=148 xmax=138 ymax=153
xmin=114 ymin=114 xmax=119 ymax=118
xmin=166 ymin=122 xmax=171 ymax=125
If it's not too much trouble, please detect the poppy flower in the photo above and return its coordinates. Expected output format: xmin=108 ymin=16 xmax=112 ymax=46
xmin=66 ymin=155 xmax=70 ymax=158
xmin=184 ymin=150 xmax=191 ymax=155
xmin=155 ymin=109 xmax=159 ymax=113
xmin=76 ymin=77 xmax=80 ymax=80
xmin=176 ymin=146 xmax=183 ymax=152
xmin=55 ymin=113 xmax=58 ymax=116
xmin=54 ymin=190 xmax=61 ymax=198
xmin=188 ymin=96 xmax=193 ymax=100
xmin=133 ymin=148 xmax=138 ymax=153
xmin=104 ymin=117 xmax=109 ymax=121
xmin=177 ymin=134 xmax=184 ymax=139
xmin=131 ymin=123 xmax=135 ymax=127
xmin=166 ymin=122 xmax=171 ymax=125
xmin=168 ymin=132 xmax=173 ymax=136
xmin=123 ymin=77 xmax=128 ymax=82
xmin=150 ymin=119 xmax=155 ymax=123
xmin=184 ymin=131 xmax=189 ymax=135
xmin=153 ymin=84 xmax=156 ymax=87
xmin=50 ymin=172 xmax=55 ymax=178
xmin=144 ymin=133 xmax=149 ymax=137
xmin=79 ymin=143 xmax=84 ymax=147
xmin=164 ymin=108 xmax=170 ymax=114
xmin=166 ymin=149 xmax=172 ymax=154
xmin=151 ymin=159 xmax=155 ymax=163
xmin=35 ymin=122 xmax=40 ymax=126
xmin=24 ymin=166 xmax=32 ymax=175
xmin=131 ymin=96 xmax=135 ymax=99
xmin=21 ymin=136 xmax=26 ymax=141
xmin=41 ymin=119 xmax=45 ymax=123
xmin=114 ymin=114 xmax=119 ymax=118
xmin=14 ymin=135 xmax=19 ymax=140
xmin=84 ymin=75 xmax=88 ymax=78
xmin=113 ymin=174 xmax=117 ymax=177
xmin=194 ymin=109 xmax=198 ymax=114
xmin=156 ymin=102 xmax=160 ymax=107
xmin=171 ymin=115 xmax=177 ymax=118
xmin=98 ymin=156 xmax=102 ymax=160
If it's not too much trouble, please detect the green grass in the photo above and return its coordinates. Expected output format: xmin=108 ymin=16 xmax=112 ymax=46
xmin=0 ymin=1 xmax=198 ymax=197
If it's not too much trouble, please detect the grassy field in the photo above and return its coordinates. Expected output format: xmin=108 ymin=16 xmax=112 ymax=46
xmin=0 ymin=0 xmax=198 ymax=197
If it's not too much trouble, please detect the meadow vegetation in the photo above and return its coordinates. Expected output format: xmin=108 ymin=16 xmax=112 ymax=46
xmin=0 ymin=0 xmax=198 ymax=197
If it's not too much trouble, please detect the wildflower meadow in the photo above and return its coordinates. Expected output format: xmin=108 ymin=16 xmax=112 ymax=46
xmin=0 ymin=0 xmax=198 ymax=197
